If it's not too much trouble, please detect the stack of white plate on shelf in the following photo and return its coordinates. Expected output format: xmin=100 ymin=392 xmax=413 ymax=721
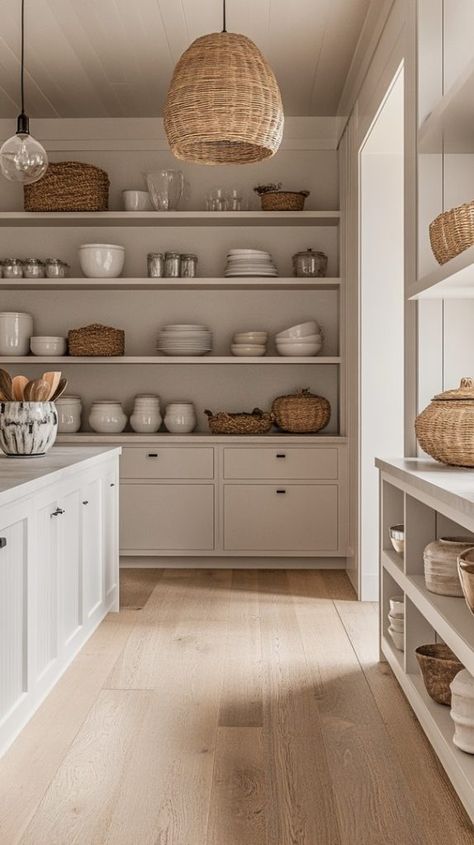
xmin=275 ymin=320 xmax=324 ymax=357
xmin=225 ymin=249 xmax=278 ymax=277
xmin=231 ymin=331 xmax=268 ymax=357
xmin=387 ymin=595 xmax=404 ymax=652
xmin=157 ymin=324 xmax=212 ymax=356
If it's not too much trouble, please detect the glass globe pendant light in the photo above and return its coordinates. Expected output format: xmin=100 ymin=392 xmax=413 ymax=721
xmin=0 ymin=0 xmax=48 ymax=184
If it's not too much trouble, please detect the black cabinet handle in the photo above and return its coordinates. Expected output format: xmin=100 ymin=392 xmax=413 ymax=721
xmin=51 ymin=507 xmax=65 ymax=517
xmin=276 ymin=453 xmax=286 ymax=458
xmin=82 ymin=500 xmax=89 ymax=505
xmin=276 ymin=489 xmax=286 ymax=494
xmin=0 ymin=537 xmax=6 ymax=548
xmin=110 ymin=483 xmax=115 ymax=487
xmin=147 ymin=453 xmax=158 ymax=458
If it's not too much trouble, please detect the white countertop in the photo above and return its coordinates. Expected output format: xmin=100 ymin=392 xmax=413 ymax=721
xmin=375 ymin=457 xmax=474 ymax=519
xmin=0 ymin=446 xmax=120 ymax=506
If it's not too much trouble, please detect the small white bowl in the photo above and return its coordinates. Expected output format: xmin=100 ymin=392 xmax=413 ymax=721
xmin=79 ymin=243 xmax=125 ymax=278
xmin=233 ymin=332 xmax=268 ymax=344
xmin=231 ymin=344 xmax=266 ymax=357
xmin=30 ymin=336 xmax=67 ymax=356
xmin=389 ymin=596 xmax=404 ymax=617
xmin=388 ymin=613 xmax=404 ymax=633
xmin=276 ymin=341 xmax=322 ymax=357
xmin=276 ymin=334 xmax=322 ymax=345
xmin=388 ymin=626 xmax=404 ymax=651
xmin=276 ymin=320 xmax=320 ymax=339
xmin=122 ymin=190 xmax=152 ymax=211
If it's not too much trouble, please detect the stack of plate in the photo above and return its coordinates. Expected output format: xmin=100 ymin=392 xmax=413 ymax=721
xmin=231 ymin=331 xmax=268 ymax=357
xmin=225 ymin=249 xmax=278 ymax=277
xmin=157 ymin=324 xmax=212 ymax=356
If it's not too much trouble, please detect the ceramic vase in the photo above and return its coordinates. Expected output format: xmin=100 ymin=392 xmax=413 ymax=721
xmin=424 ymin=537 xmax=474 ymax=597
xmin=0 ymin=401 xmax=58 ymax=456
xmin=450 ymin=669 xmax=474 ymax=754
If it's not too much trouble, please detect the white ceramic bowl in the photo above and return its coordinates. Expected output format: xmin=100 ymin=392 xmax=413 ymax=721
xmin=276 ymin=341 xmax=322 ymax=357
xmin=276 ymin=320 xmax=320 ymax=339
xmin=388 ymin=613 xmax=404 ymax=633
xmin=389 ymin=596 xmax=404 ymax=617
xmin=388 ymin=626 xmax=404 ymax=652
xmin=231 ymin=344 xmax=266 ymax=357
xmin=276 ymin=334 xmax=322 ymax=345
xmin=30 ymin=336 xmax=67 ymax=356
xmin=79 ymin=243 xmax=125 ymax=278
xmin=122 ymin=190 xmax=152 ymax=211
xmin=233 ymin=332 xmax=268 ymax=344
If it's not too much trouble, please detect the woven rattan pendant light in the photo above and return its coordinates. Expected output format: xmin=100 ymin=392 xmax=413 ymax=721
xmin=164 ymin=0 xmax=284 ymax=165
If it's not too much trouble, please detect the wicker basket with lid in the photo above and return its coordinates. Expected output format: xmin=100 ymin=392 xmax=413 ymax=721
xmin=415 ymin=377 xmax=474 ymax=466
xmin=272 ymin=388 xmax=330 ymax=433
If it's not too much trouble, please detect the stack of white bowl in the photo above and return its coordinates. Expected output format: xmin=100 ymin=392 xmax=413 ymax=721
xmin=275 ymin=320 xmax=324 ymax=357
xmin=387 ymin=595 xmax=404 ymax=652
xmin=225 ymin=249 xmax=278 ymax=277
xmin=231 ymin=330 xmax=268 ymax=357
xmin=130 ymin=394 xmax=162 ymax=433
xmin=164 ymin=401 xmax=197 ymax=433
xmin=157 ymin=324 xmax=212 ymax=356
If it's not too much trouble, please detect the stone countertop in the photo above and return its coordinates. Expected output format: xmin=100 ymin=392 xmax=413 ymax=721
xmin=375 ymin=456 xmax=474 ymax=521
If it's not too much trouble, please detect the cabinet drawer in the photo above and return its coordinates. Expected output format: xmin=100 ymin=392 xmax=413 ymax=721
xmin=223 ymin=447 xmax=338 ymax=480
xmin=120 ymin=484 xmax=214 ymax=551
xmin=223 ymin=484 xmax=338 ymax=551
xmin=121 ymin=447 xmax=214 ymax=480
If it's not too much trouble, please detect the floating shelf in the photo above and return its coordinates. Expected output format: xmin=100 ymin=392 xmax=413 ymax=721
xmin=0 ymin=210 xmax=341 ymax=228
xmin=418 ymin=58 xmax=474 ymax=153
xmin=56 ymin=432 xmax=348 ymax=444
xmin=408 ymin=245 xmax=474 ymax=299
xmin=0 ymin=356 xmax=341 ymax=365
xmin=0 ymin=276 xmax=342 ymax=292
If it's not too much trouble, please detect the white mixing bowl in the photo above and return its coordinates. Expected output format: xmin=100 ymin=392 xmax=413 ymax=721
xmin=79 ymin=243 xmax=125 ymax=278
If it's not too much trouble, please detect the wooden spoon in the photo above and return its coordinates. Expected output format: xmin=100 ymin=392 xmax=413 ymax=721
xmin=51 ymin=377 xmax=68 ymax=402
xmin=12 ymin=375 xmax=29 ymax=401
xmin=24 ymin=379 xmax=51 ymax=402
xmin=0 ymin=369 xmax=14 ymax=401
xmin=41 ymin=371 xmax=62 ymax=401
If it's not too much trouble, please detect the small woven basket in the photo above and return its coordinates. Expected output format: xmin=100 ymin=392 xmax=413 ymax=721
xmin=272 ymin=388 xmax=330 ymax=433
xmin=24 ymin=162 xmax=109 ymax=212
xmin=68 ymin=323 xmax=124 ymax=357
xmin=415 ymin=643 xmax=464 ymax=706
xmin=429 ymin=201 xmax=474 ymax=265
xmin=205 ymin=408 xmax=273 ymax=435
xmin=260 ymin=191 xmax=309 ymax=211
xmin=415 ymin=377 xmax=474 ymax=466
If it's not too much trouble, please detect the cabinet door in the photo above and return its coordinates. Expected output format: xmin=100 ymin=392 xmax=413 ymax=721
xmin=34 ymin=494 xmax=60 ymax=681
xmin=0 ymin=504 xmax=29 ymax=724
xmin=103 ymin=468 xmax=119 ymax=608
xmin=82 ymin=476 xmax=104 ymax=620
xmin=57 ymin=486 xmax=82 ymax=649
xmin=223 ymin=484 xmax=338 ymax=552
xmin=120 ymin=483 xmax=214 ymax=552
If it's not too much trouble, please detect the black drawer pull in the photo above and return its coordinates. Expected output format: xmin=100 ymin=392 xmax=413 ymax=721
xmin=51 ymin=507 xmax=65 ymax=517
xmin=147 ymin=453 xmax=158 ymax=458
xmin=276 ymin=489 xmax=286 ymax=494
xmin=0 ymin=537 xmax=6 ymax=548
xmin=276 ymin=453 xmax=286 ymax=458
xmin=110 ymin=483 xmax=115 ymax=487
xmin=82 ymin=500 xmax=89 ymax=505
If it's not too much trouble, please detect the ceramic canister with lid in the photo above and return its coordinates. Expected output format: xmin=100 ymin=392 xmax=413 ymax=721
xmin=0 ymin=312 xmax=33 ymax=355
xmin=130 ymin=394 xmax=162 ymax=433
xmin=424 ymin=537 xmax=474 ymax=597
xmin=89 ymin=400 xmax=127 ymax=433
xmin=415 ymin=377 xmax=474 ymax=466
xmin=450 ymin=669 xmax=474 ymax=754
xmin=55 ymin=395 xmax=82 ymax=433
xmin=164 ymin=402 xmax=196 ymax=433
xmin=292 ymin=248 xmax=328 ymax=278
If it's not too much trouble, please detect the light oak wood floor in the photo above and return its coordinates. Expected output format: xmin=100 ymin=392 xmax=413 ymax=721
xmin=0 ymin=569 xmax=472 ymax=844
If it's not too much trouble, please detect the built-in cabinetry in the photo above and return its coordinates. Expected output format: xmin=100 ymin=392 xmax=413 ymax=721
xmin=0 ymin=447 xmax=120 ymax=758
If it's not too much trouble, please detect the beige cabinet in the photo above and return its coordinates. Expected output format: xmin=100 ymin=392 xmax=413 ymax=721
xmin=223 ymin=446 xmax=338 ymax=479
xmin=120 ymin=483 xmax=215 ymax=552
xmin=121 ymin=446 xmax=214 ymax=479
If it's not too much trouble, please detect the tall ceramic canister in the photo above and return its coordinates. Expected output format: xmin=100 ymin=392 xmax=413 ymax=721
xmin=450 ymin=669 xmax=474 ymax=754
xmin=424 ymin=537 xmax=474 ymax=597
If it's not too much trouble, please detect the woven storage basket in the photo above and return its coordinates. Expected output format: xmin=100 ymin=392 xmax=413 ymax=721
xmin=205 ymin=408 xmax=273 ymax=435
xmin=272 ymin=388 xmax=330 ymax=433
xmin=24 ymin=162 xmax=109 ymax=212
xmin=415 ymin=643 xmax=464 ymax=706
xmin=260 ymin=191 xmax=309 ymax=211
xmin=415 ymin=377 xmax=474 ymax=466
xmin=68 ymin=324 xmax=124 ymax=357
xmin=164 ymin=32 xmax=284 ymax=164
xmin=429 ymin=201 xmax=474 ymax=265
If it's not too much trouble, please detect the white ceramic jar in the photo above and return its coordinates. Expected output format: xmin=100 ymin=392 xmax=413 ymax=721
xmin=164 ymin=402 xmax=196 ymax=434
xmin=0 ymin=312 xmax=33 ymax=356
xmin=55 ymin=395 xmax=82 ymax=433
xmin=130 ymin=394 xmax=162 ymax=433
xmin=450 ymin=669 xmax=474 ymax=754
xmin=89 ymin=400 xmax=127 ymax=433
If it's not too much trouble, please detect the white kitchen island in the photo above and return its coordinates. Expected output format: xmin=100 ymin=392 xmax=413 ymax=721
xmin=0 ymin=446 xmax=120 ymax=758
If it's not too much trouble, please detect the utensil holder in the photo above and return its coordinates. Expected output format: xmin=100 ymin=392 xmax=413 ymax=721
xmin=0 ymin=401 xmax=58 ymax=457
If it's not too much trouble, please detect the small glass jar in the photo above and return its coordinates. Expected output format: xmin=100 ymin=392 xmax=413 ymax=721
xmin=23 ymin=258 xmax=45 ymax=279
xmin=165 ymin=252 xmax=181 ymax=278
xmin=292 ymin=248 xmax=328 ymax=278
xmin=180 ymin=254 xmax=198 ymax=278
xmin=45 ymin=258 xmax=69 ymax=278
xmin=2 ymin=259 xmax=23 ymax=278
xmin=147 ymin=252 xmax=165 ymax=278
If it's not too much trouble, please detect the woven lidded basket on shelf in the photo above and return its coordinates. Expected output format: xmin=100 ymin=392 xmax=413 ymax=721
xmin=429 ymin=201 xmax=474 ymax=265
xmin=415 ymin=643 xmax=464 ymax=706
xmin=415 ymin=377 xmax=474 ymax=467
xmin=204 ymin=408 xmax=273 ymax=435
xmin=272 ymin=388 xmax=330 ymax=433
xmin=260 ymin=191 xmax=309 ymax=211
xmin=68 ymin=324 xmax=124 ymax=357
xmin=24 ymin=161 xmax=109 ymax=212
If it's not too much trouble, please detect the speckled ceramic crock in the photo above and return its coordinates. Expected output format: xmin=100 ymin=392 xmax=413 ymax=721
xmin=0 ymin=401 xmax=58 ymax=457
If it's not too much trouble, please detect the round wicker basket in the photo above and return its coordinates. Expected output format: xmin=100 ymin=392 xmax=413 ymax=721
xmin=260 ymin=191 xmax=309 ymax=211
xmin=429 ymin=201 xmax=474 ymax=265
xmin=415 ymin=377 xmax=474 ymax=466
xmin=272 ymin=388 xmax=331 ymax=433
xmin=205 ymin=408 xmax=273 ymax=435
xmin=415 ymin=643 xmax=464 ymax=706
xmin=24 ymin=162 xmax=109 ymax=212
xmin=68 ymin=324 xmax=124 ymax=357
xmin=164 ymin=32 xmax=284 ymax=164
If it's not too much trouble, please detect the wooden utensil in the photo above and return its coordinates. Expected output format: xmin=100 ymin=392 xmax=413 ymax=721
xmin=12 ymin=375 xmax=29 ymax=401
xmin=0 ymin=369 xmax=14 ymax=401
xmin=24 ymin=379 xmax=51 ymax=402
xmin=41 ymin=371 xmax=62 ymax=400
xmin=51 ymin=377 xmax=68 ymax=401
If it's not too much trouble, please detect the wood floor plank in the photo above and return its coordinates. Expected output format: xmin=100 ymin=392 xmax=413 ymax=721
xmin=288 ymin=570 xmax=425 ymax=845
xmin=258 ymin=570 xmax=342 ymax=845
xmin=336 ymin=599 xmax=474 ymax=842
xmin=119 ymin=567 xmax=162 ymax=609
xmin=206 ymin=728 xmax=267 ymax=845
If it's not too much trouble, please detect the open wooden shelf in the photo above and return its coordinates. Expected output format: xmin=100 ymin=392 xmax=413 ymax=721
xmin=0 ymin=355 xmax=341 ymax=365
xmin=418 ymin=57 xmax=474 ymax=153
xmin=0 ymin=210 xmax=341 ymax=228
xmin=56 ymin=432 xmax=348 ymax=444
xmin=0 ymin=276 xmax=342 ymax=292
xmin=409 ymin=245 xmax=474 ymax=300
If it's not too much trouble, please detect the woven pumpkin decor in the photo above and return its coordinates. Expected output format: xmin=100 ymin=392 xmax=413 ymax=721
xmin=164 ymin=31 xmax=284 ymax=165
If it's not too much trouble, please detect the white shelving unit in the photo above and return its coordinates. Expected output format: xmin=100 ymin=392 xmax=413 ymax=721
xmin=409 ymin=245 xmax=474 ymax=300
xmin=377 ymin=457 xmax=474 ymax=822
xmin=0 ymin=210 xmax=340 ymax=228
xmin=418 ymin=57 xmax=474 ymax=154
xmin=0 ymin=355 xmax=341 ymax=365
xmin=0 ymin=276 xmax=341 ymax=292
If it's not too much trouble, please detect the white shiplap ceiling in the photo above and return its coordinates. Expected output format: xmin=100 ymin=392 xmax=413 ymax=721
xmin=0 ymin=0 xmax=374 ymax=119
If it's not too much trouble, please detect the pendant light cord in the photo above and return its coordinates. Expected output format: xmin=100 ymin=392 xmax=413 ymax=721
xmin=20 ymin=0 xmax=25 ymax=115
xmin=222 ymin=0 xmax=226 ymax=32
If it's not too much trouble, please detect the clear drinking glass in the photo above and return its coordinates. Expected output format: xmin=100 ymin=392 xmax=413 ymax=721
xmin=146 ymin=170 xmax=184 ymax=211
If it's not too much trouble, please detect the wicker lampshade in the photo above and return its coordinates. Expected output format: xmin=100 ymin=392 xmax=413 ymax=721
xmin=164 ymin=32 xmax=284 ymax=165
